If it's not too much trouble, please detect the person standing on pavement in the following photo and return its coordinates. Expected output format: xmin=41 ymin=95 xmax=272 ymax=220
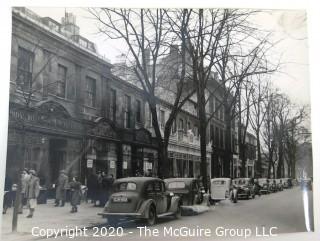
xmin=87 ymin=172 xmax=98 ymax=205
xmin=69 ymin=176 xmax=81 ymax=213
xmin=55 ymin=170 xmax=69 ymax=207
xmin=2 ymin=175 xmax=13 ymax=214
xmin=25 ymin=169 xmax=40 ymax=218
xmin=19 ymin=169 xmax=30 ymax=214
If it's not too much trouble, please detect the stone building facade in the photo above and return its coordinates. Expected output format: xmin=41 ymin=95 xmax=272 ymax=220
xmin=8 ymin=8 xmax=158 ymax=186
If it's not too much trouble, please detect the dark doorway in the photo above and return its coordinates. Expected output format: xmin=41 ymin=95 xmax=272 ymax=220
xmin=49 ymin=139 xmax=67 ymax=184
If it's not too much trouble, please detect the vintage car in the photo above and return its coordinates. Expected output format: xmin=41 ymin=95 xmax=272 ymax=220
xmin=275 ymin=179 xmax=284 ymax=191
xmin=269 ymin=179 xmax=278 ymax=193
xmin=232 ymin=178 xmax=255 ymax=199
xmin=258 ymin=178 xmax=270 ymax=194
xmin=300 ymin=178 xmax=312 ymax=191
xmin=98 ymin=177 xmax=182 ymax=226
xmin=282 ymin=178 xmax=293 ymax=188
xmin=164 ymin=178 xmax=204 ymax=206
xmin=210 ymin=178 xmax=237 ymax=203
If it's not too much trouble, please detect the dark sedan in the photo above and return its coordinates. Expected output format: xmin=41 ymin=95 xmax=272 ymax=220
xmin=232 ymin=178 xmax=255 ymax=199
xmin=98 ymin=177 xmax=182 ymax=226
xmin=164 ymin=178 xmax=204 ymax=206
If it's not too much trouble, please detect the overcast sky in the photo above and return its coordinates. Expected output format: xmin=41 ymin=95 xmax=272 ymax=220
xmin=27 ymin=7 xmax=310 ymax=106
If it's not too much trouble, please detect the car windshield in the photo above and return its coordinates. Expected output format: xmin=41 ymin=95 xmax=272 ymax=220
xmin=258 ymin=179 xmax=267 ymax=185
xmin=212 ymin=180 xmax=226 ymax=185
xmin=117 ymin=182 xmax=137 ymax=191
xmin=168 ymin=181 xmax=186 ymax=189
xmin=237 ymin=179 xmax=248 ymax=185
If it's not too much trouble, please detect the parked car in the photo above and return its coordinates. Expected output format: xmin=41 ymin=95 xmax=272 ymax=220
xmin=258 ymin=178 xmax=270 ymax=194
xmin=281 ymin=178 xmax=289 ymax=188
xmin=232 ymin=178 xmax=255 ymax=199
xmin=164 ymin=178 xmax=204 ymax=206
xmin=275 ymin=179 xmax=284 ymax=191
xmin=210 ymin=178 xmax=237 ymax=203
xmin=300 ymin=178 xmax=312 ymax=191
xmin=268 ymin=179 xmax=278 ymax=193
xmin=98 ymin=177 xmax=182 ymax=226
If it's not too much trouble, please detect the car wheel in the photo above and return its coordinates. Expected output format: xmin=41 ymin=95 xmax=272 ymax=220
xmin=193 ymin=194 xmax=199 ymax=205
xmin=108 ymin=217 xmax=119 ymax=227
xmin=146 ymin=205 xmax=156 ymax=226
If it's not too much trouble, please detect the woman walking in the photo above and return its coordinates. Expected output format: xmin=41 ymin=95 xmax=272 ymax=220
xmin=69 ymin=176 xmax=81 ymax=213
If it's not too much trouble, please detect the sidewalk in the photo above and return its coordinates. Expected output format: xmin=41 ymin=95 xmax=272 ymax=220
xmin=1 ymin=200 xmax=107 ymax=241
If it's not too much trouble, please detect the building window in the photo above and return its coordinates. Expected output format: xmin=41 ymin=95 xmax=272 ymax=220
xmin=178 ymin=118 xmax=184 ymax=131
xmin=172 ymin=119 xmax=177 ymax=134
xmin=193 ymin=124 xmax=198 ymax=136
xmin=85 ymin=76 xmax=96 ymax=107
xmin=209 ymin=96 xmax=214 ymax=113
xmin=17 ymin=47 xmax=34 ymax=91
xmin=136 ymin=99 xmax=141 ymax=123
xmin=124 ymin=95 xmax=131 ymax=128
xmin=215 ymin=98 xmax=219 ymax=118
xmin=56 ymin=64 xmax=67 ymax=98
xmin=215 ymin=127 xmax=219 ymax=147
xmin=160 ymin=110 xmax=165 ymax=128
xmin=148 ymin=106 xmax=153 ymax=127
xmin=210 ymin=124 xmax=214 ymax=142
xmin=187 ymin=121 xmax=191 ymax=130
xmin=220 ymin=129 xmax=224 ymax=148
xmin=110 ymin=88 xmax=117 ymax=121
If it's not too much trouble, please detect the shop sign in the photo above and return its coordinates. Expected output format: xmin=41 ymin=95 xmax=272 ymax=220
xmin=110 ymin=160 xmax=115 ymax=169
xmin=87 ymin=159 xmax=93 ymax=168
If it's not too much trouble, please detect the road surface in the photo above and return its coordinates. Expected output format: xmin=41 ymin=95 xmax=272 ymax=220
xmin=35 ymin=186 xmax=314 ymax=240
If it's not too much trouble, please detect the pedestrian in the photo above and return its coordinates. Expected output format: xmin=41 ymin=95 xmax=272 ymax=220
xmin=2 ymin=175 xmax=13 ymax=214
xmin=87 ymin=172 xmax=98 ymax=205
xmin=69 ymin=176 xmax=81 ymax=213
xmin=55 ymin=170 xmax=68 ymax=207
xmin=19 ymin=169 xmax=30 ymax=214
xmin=25 ymin=169 xmax=40 ymax=218
xmin=100 ymin=172 xmax=109 ymax=207
xmin=104 ymin=174 xmax=114 ymax=204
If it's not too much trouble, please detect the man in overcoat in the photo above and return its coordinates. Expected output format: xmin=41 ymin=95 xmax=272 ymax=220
xmin=69 ymin=176 xmax=81 ymax=213
xmin=26 ymin=169 xmax=40 ymax=218
xmin=55 ymin=170 xmax=69 ymax=207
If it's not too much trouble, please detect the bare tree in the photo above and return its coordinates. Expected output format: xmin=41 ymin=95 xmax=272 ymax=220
xmin=88 ymin=9 xmax=196 ymax=178
xmin=249 ymin=78 xmax=269 ymax=177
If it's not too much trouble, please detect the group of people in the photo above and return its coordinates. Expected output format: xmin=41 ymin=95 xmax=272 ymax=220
xmin=2 ymin=169 xmax=85 ymax=217
xmin=54 ymin=170 xmax=82 ymax=213
xmin=87 ymin=171 xmax=114 ymax=207
xmin=3 ymin=168 xmax=40 ymax=218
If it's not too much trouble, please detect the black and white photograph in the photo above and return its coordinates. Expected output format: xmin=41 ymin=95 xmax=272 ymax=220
xmin=0 ymin=3 xmax=317 ymax=241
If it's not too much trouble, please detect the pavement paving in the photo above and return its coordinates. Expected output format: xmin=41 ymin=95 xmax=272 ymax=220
xmin=0 ymin=200 xmax=106 ymax=241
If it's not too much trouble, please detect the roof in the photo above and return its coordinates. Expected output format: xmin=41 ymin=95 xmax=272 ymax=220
xmin=164 ymin=178 xmax=197 ymax=184
xmin=211 ymin=178 xmax=231 ymax=181
xmin=114 ymin=177 xmax=162 ymax=184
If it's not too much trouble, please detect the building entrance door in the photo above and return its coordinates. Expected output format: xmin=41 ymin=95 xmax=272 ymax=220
xmin=49 ymin=139 xmax=67 ymax=184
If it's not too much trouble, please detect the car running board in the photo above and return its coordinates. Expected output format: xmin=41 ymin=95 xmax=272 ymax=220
xmin=157 ymin=212 xmax=175 ymax=218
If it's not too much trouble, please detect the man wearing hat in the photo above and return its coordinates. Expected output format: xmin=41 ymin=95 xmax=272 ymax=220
xmin=25 ymin=169 xmax=40 ymax=218
xmin=19 ymin=168 xmax=30 ymax=214
xmin=55 ymin=170 xmax=69 ymax=207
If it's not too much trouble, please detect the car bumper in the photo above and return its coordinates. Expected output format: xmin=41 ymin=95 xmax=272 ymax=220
xmin=98 ymin=212 xmax=143 ymax=218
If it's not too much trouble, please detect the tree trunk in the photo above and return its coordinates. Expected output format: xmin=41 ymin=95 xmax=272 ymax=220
xmin=223 ymin=113 xmax=232 ymax=177
xmin=277 ymin=142 xmax=283 ymax=178
xmin=12 ymin=129 xmax=25 ymax=232
xmin=256 ymin=129 xmax=262 ymax=178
